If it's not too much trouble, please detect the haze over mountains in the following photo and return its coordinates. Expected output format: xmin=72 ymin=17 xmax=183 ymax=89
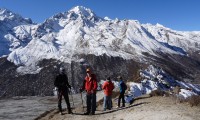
xmin=0 ymin=6 xmax=200 ymax=97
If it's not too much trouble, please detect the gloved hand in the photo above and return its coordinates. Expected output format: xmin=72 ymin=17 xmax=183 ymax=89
xmin=79 ymin=88 xmax=83 ymax=92
xmin=54 ymin=87 xmax=58 ymax=90
xmin=68 ymin=85 xmax=71 ymax=89
xmin=91 ymin=90 xmax=96 ymax=94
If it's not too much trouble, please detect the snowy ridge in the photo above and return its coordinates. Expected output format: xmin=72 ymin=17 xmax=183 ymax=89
xmin=99 ymin=65 xmax=200 ymax=102
xmin=142 ymin=23 xmax=200 ymax=52
xmin=126 ymin=65 xmax=200 ymax=101
xmin=0 ymin=8 xmax=32 ymax=23
xmin=0 ymin=6 xmax=200 ymax=74
xmin=0 ymin=8 xmax=34 ymax=57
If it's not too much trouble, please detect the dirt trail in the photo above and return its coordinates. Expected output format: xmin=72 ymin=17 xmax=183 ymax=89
xmin=35 ymin=94 xmax=200 ymax=120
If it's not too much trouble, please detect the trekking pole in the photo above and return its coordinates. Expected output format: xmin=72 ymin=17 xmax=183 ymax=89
xmin=70 ymin=89 xmax=75 ymax=113
xmin=70 ymin=89 xmax=75 ymax=108
xmin=80 ymin=91 xmax=84 ymax=112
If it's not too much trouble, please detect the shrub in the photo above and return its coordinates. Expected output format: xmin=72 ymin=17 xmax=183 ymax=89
xmin=149 ymin=90 xmax=165 ymax=97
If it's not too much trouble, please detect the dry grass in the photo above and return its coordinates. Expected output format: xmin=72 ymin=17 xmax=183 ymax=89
xmin=97 ymin=98 xmax=104 ymax=106
xmin=173 ymin=86 xmax=181 ymax=94
xmin=171 ymin=93 xmax=200 ymax=106
xmin=185 ymin=95 xmax=200 ymax=107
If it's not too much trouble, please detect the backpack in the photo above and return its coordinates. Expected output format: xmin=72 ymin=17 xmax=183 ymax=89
xmin=121 ymin=82 xmax=127 ymax=92
xmin=123 ymin=82 xmax=127 ymax=91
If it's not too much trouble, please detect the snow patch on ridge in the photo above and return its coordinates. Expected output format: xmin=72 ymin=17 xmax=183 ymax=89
xmin=99 ymin=65 xmax=200 ymax=103
xmin=126 ymin=65 xmax=200 ymax=100
xmin=99 ymin=65 xmax=200 ymax=102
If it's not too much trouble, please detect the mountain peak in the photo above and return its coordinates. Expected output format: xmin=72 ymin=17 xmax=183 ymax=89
xmin=0 ymin=8 xmax=22 ymax=19
xmin=0 ymin=8 xmax=10 ymax=14
xmin=48 ymin=6 xmax=101 ymax=24
xmin=68 ymin=6 xmax=97 ymax=19
xmin=0 ymin=8 xmax=16 ymax=20
xmin=69 ymin=6 xmax=93 ymax=14
xmin=0 ymin=8 xmax=32 ymax=24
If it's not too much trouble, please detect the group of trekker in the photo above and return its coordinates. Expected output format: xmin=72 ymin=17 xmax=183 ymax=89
xmin=54 ymin=67 xmax=127 ymax=115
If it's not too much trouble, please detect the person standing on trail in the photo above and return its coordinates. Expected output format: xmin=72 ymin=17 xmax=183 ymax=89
xmin=80 ymin=68 xmax=98 ymax=115
xmin=102 ymin=77 xmax=115 ymax=111
xmin=54 ymin=67 xmax=72 ymax=115
xmin=117 ymin=76 xmax=127 ymax=108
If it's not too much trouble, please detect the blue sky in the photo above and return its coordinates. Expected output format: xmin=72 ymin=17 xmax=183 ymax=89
xmin=0 ymin=0 xmax=199 ymax=31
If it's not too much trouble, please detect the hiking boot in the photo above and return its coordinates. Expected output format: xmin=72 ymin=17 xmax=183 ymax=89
xmin=68 ymin=110 xmax=73 ymax=114
xmin=84 ymin=112 xmax=90 ymax=115
xmin=90 ymin=112 xmax=95 ymax=115
xmin=60 ymin=112 xmax=64 ymax=115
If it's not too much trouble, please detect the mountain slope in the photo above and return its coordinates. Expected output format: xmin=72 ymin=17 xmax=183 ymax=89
xmin=5 ymin=6 xmax=200 ymax=68
xmin=0 ymin=6 xmax=200 ymax=97
xmin=0 ymin=8 xmax=35 ymax=56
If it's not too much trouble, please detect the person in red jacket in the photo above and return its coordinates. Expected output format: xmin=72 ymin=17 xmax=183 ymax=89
xmin=80 ymin=68 xmax=98 ymax=115
xmin=102 ymin=77 xmax=115 ymax=111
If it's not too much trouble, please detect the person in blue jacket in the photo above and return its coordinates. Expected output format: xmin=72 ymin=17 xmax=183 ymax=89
xmin=117 ymin=76 xmax=127 ymax=108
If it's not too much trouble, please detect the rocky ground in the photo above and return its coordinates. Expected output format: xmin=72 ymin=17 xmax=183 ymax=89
xmin=0 ymin=91 xmax=199 ymax=120
xmin=35 ymin=92 xmax=200 ymax=120
xmin=0 ymin=96 xmax=57 ymax=120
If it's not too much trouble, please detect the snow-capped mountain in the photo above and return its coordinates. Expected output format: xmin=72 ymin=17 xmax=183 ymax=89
xmin=142 ymin=23 xmax=200 ymax=52
xmin=1 ymin=6 xmax=199 ymax=68
xmin=0 ymin=6 xmax=200 ymax=97
xmin=0 ymin=8 xmax=35 ymax=56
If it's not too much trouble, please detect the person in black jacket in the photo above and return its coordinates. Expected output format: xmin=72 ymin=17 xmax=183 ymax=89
xmin=54 ymin=67 xmax=72 ymax=115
